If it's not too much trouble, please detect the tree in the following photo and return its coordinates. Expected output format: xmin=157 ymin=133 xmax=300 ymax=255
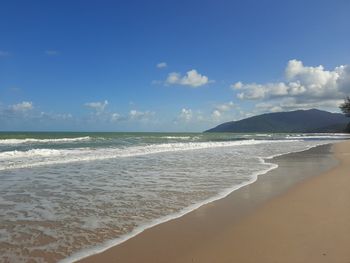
xmin=340 ymin=97 xmax=350 ymax=117
xmin=340 ymin=97 xmax=350 ymax=132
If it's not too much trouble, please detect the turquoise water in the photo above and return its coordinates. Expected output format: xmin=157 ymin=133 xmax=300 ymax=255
xmin=0 ymin=132 xmax=349 ymax=262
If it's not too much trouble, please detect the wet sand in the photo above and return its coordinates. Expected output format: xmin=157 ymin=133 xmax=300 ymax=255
xmin=78 ymin=141 xmax=350 ymax=263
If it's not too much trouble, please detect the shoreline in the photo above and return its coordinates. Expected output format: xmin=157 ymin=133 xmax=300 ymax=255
xmin=63 ymin=148 xmax=279 ymax=263
xmin=76 ymin=142 xmax=342 ymax=263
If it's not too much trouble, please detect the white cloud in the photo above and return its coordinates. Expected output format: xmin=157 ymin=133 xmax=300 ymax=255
xmin=111 ymin=113 xmax=123 ymax=122
xmin=232 ymin=81 xmax=243 ymax=89
xmin=209 ymin=101 xmax=236 ymax=122
xmin=177 ymin=108 xmax=193 ymax=122
xmin=0 ymin=51 xmax=10 ymax=57
xmin=166 ymin=69 xmax=210 ymax=87
xmin=0 ymin=100 xmax=161 ymax=130
xmin=10 ymin=101 xmax=33 ymax=112
xmin=84 ymin=101 xmax=129 ymax=123
xmin=234 ymin=82 xmax=291 ymax=100
xmin=176 ymin=108 xmax=207 ymax=123
xmin=156 ymin=62 xmax=167 ymax=69
xmin=211 ymin=110 xmax=221 ymax=120
xmin=254 ymin=98 xmax=344 ymax=114
xmin=233 ymin=59 xmax=349 ymax=101
xmin=173 ymin=105 xmax=242 ymax=127
xmin=84 ymin=100 xmax=108 ymax=112
xmin=129 ymin=110 xmax=155 ymax=121
xmin=0 ymin=101 xmax=76 ymax=130
xmin=209 ymin=101 xmax=238 ymax=122
xmin=83 ymin=101 xmax=155 ymax=123
xmin=174 ymin=105 xmax=240 ymax=126
xmin=255 ymin=102 xmax=283 ymax=113
xmin=215 ymin=101 xmax=235 ymax=112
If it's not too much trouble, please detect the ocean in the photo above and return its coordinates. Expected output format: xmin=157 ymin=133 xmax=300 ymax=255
xmin=0 ymin=132 xmax=349 ymax=262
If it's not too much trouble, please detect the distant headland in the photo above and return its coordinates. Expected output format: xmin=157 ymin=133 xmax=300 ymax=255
xmin=205 ymin=109 xmax=349 ymax=133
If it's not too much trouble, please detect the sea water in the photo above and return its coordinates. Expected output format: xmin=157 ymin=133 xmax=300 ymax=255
xmin=0 ymin=132 xmax=349 ymax=262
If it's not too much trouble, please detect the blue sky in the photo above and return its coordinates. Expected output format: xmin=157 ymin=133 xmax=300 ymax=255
xmin=1 ymin=0 xmax=350 ymax=131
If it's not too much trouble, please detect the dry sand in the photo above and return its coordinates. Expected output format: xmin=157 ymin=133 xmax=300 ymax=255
xmin=78 ymin=141 xmax=350 ymax=263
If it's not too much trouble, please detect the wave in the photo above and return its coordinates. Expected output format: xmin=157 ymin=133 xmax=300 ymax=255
xmin=0 ymin=136 xmax=91 ymax=145
xmin=243 ymin=134 xmax=272 ymax=137
xmin=0 ymin=139 xmax=299 ymax=171
xmin=159 ymin=136 xmax=191 ymax=139
xmin=0 ymin=149 xmax=62 ymax=159
xmin=286 ymin=134 xmax=350 ymax=140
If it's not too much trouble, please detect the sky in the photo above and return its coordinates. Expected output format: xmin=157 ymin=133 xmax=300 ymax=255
xmin=0 ymin=0 xmax=350 ymax=132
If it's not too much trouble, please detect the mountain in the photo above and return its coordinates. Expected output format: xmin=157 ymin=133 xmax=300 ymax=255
xmin=205 ymin=109 xmax=349 ymax=133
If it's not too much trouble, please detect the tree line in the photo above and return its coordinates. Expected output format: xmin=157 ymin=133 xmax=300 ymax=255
xmin=340 ymin=97 xmax=350 ymax=132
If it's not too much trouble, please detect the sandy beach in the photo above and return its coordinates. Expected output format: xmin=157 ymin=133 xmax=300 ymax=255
xmin=78 ymin=140 xmax=350 ymax=263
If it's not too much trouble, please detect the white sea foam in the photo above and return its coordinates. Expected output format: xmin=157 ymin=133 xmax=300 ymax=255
xmin=0 ymin=149 xmax=62 ymax=159
xmin=0 ymin=139 xmax=299 ymax=171
xmin=286 ymin=134 xmax=350 ymax=139
xmin=255 ymin=134 xmax=272 ymax=137
xmin=0 ymin=136 xmax=91 ymax=145
xmin=159 ymin=136 xmax=191 ymax=139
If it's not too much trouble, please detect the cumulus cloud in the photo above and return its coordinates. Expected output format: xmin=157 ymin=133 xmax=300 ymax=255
xmin=10 ymin=101 xmax=33 ymax=112
xmin=83 ymin=100 xmax=155 ymax=124
xmin=110 ymin=113 xmax=122 ymax=122
xmin=233 ymin=82 xmax=290 ymax=100
xmin=166 ymin=69 xmax=210 ymax=87
xmin=129 ymin=110 xmax=155 ymax=121
xmin=0 ymin=101 xmax=35 ymax=125
xmin=156 ymin=62 xmax=167 ymax=69
xmin=0 ymin=99 xmax=159 ymax=130
xmin=214 ymin=101 xmax=235 ymax=112
xmin=175 ymin=108 xmax=210 ymax=124
xmin=84 ymin=100 xmax=108 ymax=112
xmin=175 ymin=105 xmax=240 ymax=126
xmin=232 ymin=59 xmax=350 ymax=111
xmin=177 ymin=108 xmax=193 ymax=122
xmin=0 ymin=101 xmax=76 ymax=131
xmin=211 ymin=109 xmax=221 ymax=120
xmin=255 ymin=98 xmax=343 ymax=113
xmin=233 ymin=59 xmax=348 ymax=100
xmin=211 ymin=101 xmax=236 ymax=121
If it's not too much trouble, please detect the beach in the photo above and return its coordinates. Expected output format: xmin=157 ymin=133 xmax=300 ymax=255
xmin=79 ymin=140 xmax=350 ymax=263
